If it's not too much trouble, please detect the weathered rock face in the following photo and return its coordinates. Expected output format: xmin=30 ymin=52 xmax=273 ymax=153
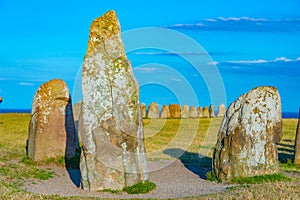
xmin=181 ymin=105 xmax=189 ymax=118
xmin=160 ymin=104 xmax=170 ymax=118
xmin=27 ymin=79 xmax=76 ymax=161
xmin=189 ymin=106 xmax=198 ymax=118
xmin=198 ymin=106 xmax=203 ymax=118
xmin=294 ymin=108 xmax=300 ymax=165
xmin=209 ymin=104 xmax=215 ymax=118
xmin=213 ymin=86 xmax=282 ymax=183
xmin=169 ymin=104 xmax=181 ymax=118
xmin=140 ymin=103 xmax=147 ymax=118
xmin=203 ymin=106 xmax=209 ymax=118
xmin=79 ymin=11 xmax=148 ymax=191
xmin=147 ymin=102 xmax=159 ymax=119
xmin=217 ymin=104 xmax=226 ymax=117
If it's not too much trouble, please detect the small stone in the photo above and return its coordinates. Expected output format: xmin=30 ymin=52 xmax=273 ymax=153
xmin=169 ymin=104 xmax=181 ymax=118
xmin=147 ymin=102 xmax=159 ymax=119
xmin=181 ymin=105 xmax=189 ymax=118
xmin=217 ymin=104 xmax=226 ymax=117
xmin=197 ymin=106 xmax=203 ymax=118
xmin=203 ymin=106 xmax=209 ymax=118
xmin=160 ymin=104 xmax=170 ymax=118
xmin=27 ymin=79 xmax=76 ymax=161
xmin=213 ymin=86 xmax=282 ymax=183
xmin=209 ymin=104 xmax=215 ymax=118
xmin=140 ymin=103 xmax=147 ymax=118
xmin=189 ymin=106 xmax=198 ymax=118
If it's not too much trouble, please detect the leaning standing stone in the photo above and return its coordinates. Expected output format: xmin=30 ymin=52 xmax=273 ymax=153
xmin=27 ymin=79 xmax=76 ymax=161
xmin=169 ymin=104 xmax=181 ymax=118
xmin=160 ymin=104 xmax=170 ymax=118
xmin=213 ymin=86 xmax=282 ymax=183
xmin=203 ymin=106 xmax=209 ymax=118
xmin=147 ymin=102 xmax=159 ymax=119
xmin=79 ymin=11 xmax=148 ymax=191
xmin=294 ymin=108 xmax=300 ymax=165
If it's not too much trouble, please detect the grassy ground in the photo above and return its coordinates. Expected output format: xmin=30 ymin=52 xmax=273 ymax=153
xmin=0 ymin=114 xmax=299 ymax=199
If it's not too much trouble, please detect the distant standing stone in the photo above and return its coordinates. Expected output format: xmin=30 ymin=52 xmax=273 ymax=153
xmin=294 ymin=108 xmax=300 ymax=165
xmin=209 ymin=104 xmax=215 ymax=118
xmin=197 ymin=106 xmax=203 ymax=118
xmin=169 ymin=104 xmax=181 ymax=118
xmin=79 ymin=11 xmax=148 ymax=191
xmin=140 ymin=103 xmax=147 ymax=118
xmin=27 ymin=79 xmax=76 ymax=162
xmin=160 ymin=104 xmax=170 ymax=118
xmin=189 ymin=106 xmax=198 ymax=118
xmin=213 ymin=86 xmax=282 ymax=183
xmin=147 ymin=102 xmax=159 ymax=119
xmin=203 ymin=106 xmax=209 ymax=118
xmin=72 ymin=101 xmax=82 ymax=122
xmin=217 ymin=104 xmax=226 ymax=117
xmin=181 ymin=105 xmax=189 ymax=118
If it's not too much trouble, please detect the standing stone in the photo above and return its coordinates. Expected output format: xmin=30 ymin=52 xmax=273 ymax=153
xmin=209 ymin=104 xmax=215 ymax=118
xmin=294 ymin=108 xmax=300 ymax=165
xmin=213 ymin=86 xmax=282 ymax=183
xmin=203 ymin=106 xmax=209 ymax=118
xmin=79 ymin=11 xmax=148 ymax=191
xmin=27 ymin=79 xmax=76 ymax=161
xmin=181 ymin=105 xmax=189 ymax=118
xmin=73 ymin=101 xmax=82 ymax=132
xmin=140 ymin=103 xmax=147 ymax=118
xmin=147 ymin=102 xmax=159 ymax=119
xmin=198 ymin=106 xmax=204 ymax=118
xmin=169 ymin=104 xmax=181 ymax=118
xmin=160 ymin=104 xmax=170 ymax=118
xmin=189 ymin=106 xmax=198 ymax=118
xmin=217 ymin=104 xmax=226 ymax=117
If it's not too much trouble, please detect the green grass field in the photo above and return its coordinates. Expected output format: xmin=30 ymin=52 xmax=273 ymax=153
xmin=0 ymin=113 xmax=299 ymax=199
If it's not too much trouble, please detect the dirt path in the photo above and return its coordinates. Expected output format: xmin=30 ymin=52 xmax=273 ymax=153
xmin=23 ymin=160 xmax=228 ymax=199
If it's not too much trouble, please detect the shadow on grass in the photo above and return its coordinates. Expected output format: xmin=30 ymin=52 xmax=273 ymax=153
xmin=278 ymin=141 xmax=295 ymax=163
xmin=164 ymin=148 xmax=211 ymax=179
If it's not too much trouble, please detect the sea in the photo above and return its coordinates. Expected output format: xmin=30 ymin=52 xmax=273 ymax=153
xmin=0 ymin=109 xmax=298 ymax=119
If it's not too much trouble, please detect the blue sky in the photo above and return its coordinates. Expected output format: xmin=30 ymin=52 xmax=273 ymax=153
xmin=0 ymin=0 xmax=300 ymax=112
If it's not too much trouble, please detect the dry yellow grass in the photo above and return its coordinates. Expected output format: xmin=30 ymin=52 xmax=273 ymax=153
xmin=0 ymin=114 xmax=299 ymax=199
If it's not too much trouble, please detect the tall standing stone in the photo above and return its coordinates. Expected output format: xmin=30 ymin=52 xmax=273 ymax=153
xmin=203 ymin=106 xmax=209 ymax=118
xmin=160 ymin=104 xmax=170 ymax=118
xmin=169 ymin=104 xmax=181 ymax=118
xmin=217 ymin=104 xmax=226 ymax=117
xmin=198 ymin=106 xmax=204 ymax=118
xmin=213 ymin=86 xmax=282 ymax=183
xmin=294 ymin=108 xmax=300 ymax=165
xmin=140 ymin=103 xmax=147 ymax=118
xmin=189 ymin=106 xmax=198 ymax=118
xmin=79 ymin=11 xmax=148 ymax=191
xmin=209 ymin=104 xmax=215 ymax=118
xmin=147 ymin=102 xmax=159 ymax=119
xmin=181 ymin=105 xmax=189 ymax=118
xmin=27 ymin=79 xmax=76 ymax=161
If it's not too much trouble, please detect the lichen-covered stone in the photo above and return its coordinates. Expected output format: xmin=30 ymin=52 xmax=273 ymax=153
xmin=197 ymin=106 xmax=203 ymax=118
xmin=27 ymin=79 xmax=76 ymax=161
xmin=160 ymin=104 xmax=170 ymax=118
xmin=147 ymin=102 xmax=159 ymax=119
xmin=79 ymin=10 xmax=148 ymax=191
xmin=209 ymin=104 xmax=215 ymax=118
xmin=217 ymin=104 xmax=226 ymax=117
xmin=213 ymin=86 xmax=282 ymax=183
xmin=140 ymin=103 xmax=147 ymax=118
xmin=294 ymin=108 xmax=300 ymax=165
xmin=169 ymin=104 xmax=181 ymax=118
xmin=189 ymin=106 xmax=198 ymax=118
xmin=181 ymin=105 xmax=189 ymax=118
xmin=203 ymin=106 xmax=209 ymax=118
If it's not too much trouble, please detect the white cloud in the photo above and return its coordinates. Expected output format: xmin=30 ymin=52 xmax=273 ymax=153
xmin=217 ymin=17 xmax=268 ymax=22
xmin=133 ymin=67 xmax=162 ymax=72
xmin=227 ymin=59 xmax=268 ymax=64
xmin=19 ymin=82 xmax=35 ymax=86
xmin=219 ymin=57 xmax=300 ymax=65
xmin=208 ymin=61 xmax=219 ymax=65
xmin=274 ymin=57 xmax=292 ymax=62
xmin=205 ymin=18 xmax=217 ymax=22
